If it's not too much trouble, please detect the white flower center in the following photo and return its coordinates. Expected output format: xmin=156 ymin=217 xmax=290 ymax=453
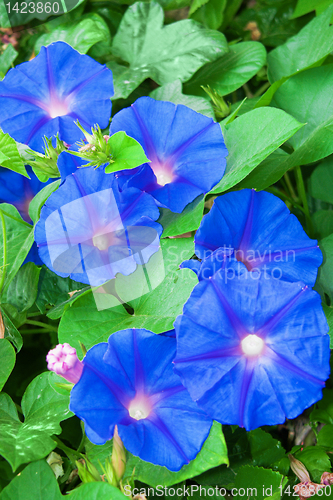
xmin=92 ymin=233 xmax=110 ymax=251
xmin=156 ymin=172 xmax=173 ymax=186
xmin=48 ymin=100 xmax=69 ymax=119
xmin=128 ymin=397 xmax=151 ymax=420
xmin=241 ymin=334 xmax=264 ymax=356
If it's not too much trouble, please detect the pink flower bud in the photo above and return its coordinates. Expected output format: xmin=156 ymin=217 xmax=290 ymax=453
xmin=46 ymin=343 xmax=83 ymax=384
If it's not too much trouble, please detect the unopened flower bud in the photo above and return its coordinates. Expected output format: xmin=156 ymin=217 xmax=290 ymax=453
xmin=111 ymin=426 xmax=126 ymax=484
xmin=76 ymin=458 xmax=101 ymax=483
xmin=321 ymin=472 xmax=333 ymax=485
xmin=289 ymin=454 xmax=311 ymax=483
xmin=46 ymin=343 xmax=83 ymax=384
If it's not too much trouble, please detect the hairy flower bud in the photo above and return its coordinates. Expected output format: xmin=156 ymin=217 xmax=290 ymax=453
xmin=76 ymin=459 xmax=101 ymax=483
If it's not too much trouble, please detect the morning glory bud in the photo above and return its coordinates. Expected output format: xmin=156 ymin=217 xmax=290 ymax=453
xmin=46 ymin=343 xmax=83 ymax=384
xmin=76 ymin=459 xmax=101 ymax=484
xmin=111 ymin=426 xmax=126 ymax=485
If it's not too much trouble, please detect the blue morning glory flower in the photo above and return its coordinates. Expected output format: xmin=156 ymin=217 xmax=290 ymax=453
xmin=0 ymin=166 xmax=54 ymax=266
xmin=0 ymin=166 xmax=52 ymax=223
xmin=173 ymin=270 xmax=330 ymax=431
xmin=110 ymin=97 xmax=227 ymax=213
xmin=194 ymin=189 xmax=322 ymax=286
xmin=0 ymin=41 xmax=114 ymax=153
xmin=34 ymin=167 xmax=162 ymax=286
xmin=70 ymin=328 xmax=212 ymax=471
xmin=57 ymin=150 xmax=88 ymax=182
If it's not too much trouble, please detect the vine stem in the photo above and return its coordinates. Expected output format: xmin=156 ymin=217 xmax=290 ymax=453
xmin=0 ymin=209 xmax=7 ymax=295
xmin=266 ymin=187 xmax=306 ymax=215
xmin=25 ymin=320 xmax=58 ymax=332
xmin=284 ymin=171 xmax=298 ymax=200
xmin=295 ymin=165 xmax=313 ymax=236
xmin=253 ymin=81 xmax=270 ymax=98
xmin=53 ymin=436 xmax=82 ymax=461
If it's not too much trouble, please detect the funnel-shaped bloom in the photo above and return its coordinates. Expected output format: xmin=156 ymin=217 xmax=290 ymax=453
xmin=70 ymin=329 xmax=212 ymax=471
xmin=174 ymin=270 xmax=330 ymax=430
xmin=0 ymin=41 xmax=114 ymax=153
xmin=47 ymin=343 xmax=83 ymax=384
xmin=110 ymin=97 xmax=227 ymax=213
xmin=0 ymin=166 xmax=52 ymax=223
xmin=194 ymin=189 xmax=322 ymax=286
xmin=34 ymin=167 xmax=162 ymax=286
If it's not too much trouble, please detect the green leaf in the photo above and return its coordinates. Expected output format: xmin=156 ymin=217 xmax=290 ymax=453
xmin=235 ymin=148 xmax=290 ymax=192
xmin=124 ymin=422 xmax=228 ymax=487
xmin=254 ymin=77 xmax=289 ymax=109
xmin=249 ymin=429 xmax=286 ymax=468
xmin=189 ymin=0 xmax=209 ymax=16
xmin=0 ymin=131 xmax=28 ymax=178
xmin=0 ymin=339 xmax=15 ymax=391
xmin=317 ymin=233 xmax=333 ymax=301
xmin=0 ymin=45 xmax=18 ymax=79
xmin=58 ymin=238 xmax=196 ymax=352
xmin=110 ymin=1 xmax=228 ymax=99
xmin=221 ymin=0 xmax=243 ymax=31
xmin=309 ymin=158 xmax=333 ymax=204
xmin=190 ymin=0 xmax=227 ymax=30
xmin=28 ymin=180 xmax=60 ymax=224
xmin=0 ymin=1 xmax=10 ymax=29
xmin=273 ymin=65 xmax=333 ymax=162
xmin=5 ymin=263 xmax=41 ymax=313
xmin=317 ymin=424 xmax=333 ymax=450
xmin=267 ymin=4 xmax=333 ymax=82
xmin=194 ymin=426 xmax=251 ymax=487
xmin=292 ymin=0 xmax=333 ymax=18
xmin=0 ymin=305 xmax=23 ymax=351
xmin=211 ymin=108 xmax=303 ymax=194
xmin=34 ymin=14 xmax=111 ymax=54
xmin=105 ymin=132 xmax=150 ymax=173
xmin=0 ymin=373 xmax=73 ymax=471
xmin=310 ymin=388 xmax=333 ymax=425
xmin=233 ymin=465 xmax=284 ymax=500
xmin=294 ymin=447 xmax=331 ymax=483
xmin=0 ymin=204 xmax=34 ymax=295
xmin=0 ymin=459 xmax=127 ymax=500
xmin=184 ymin=42 xmax=266 ymax=98
xmin=36 ymin=267 xmax=86 ymax=315
xmin=150 ymin=80 xmax=215 ymax=119
xmin=159 ymin=195 xmax=205 ymax=237
xmin=323 ymin=303 xmax=333 ymax=349
xmin=313 ymin=211 xmax=333 ymax=240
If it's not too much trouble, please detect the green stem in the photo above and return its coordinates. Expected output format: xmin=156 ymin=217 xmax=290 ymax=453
xmin=26 ymin=311 xmax=43 ymax=318
xmin=77 ymin=423 xmax=86 ymax=454
xmin=24 ymin=320 xmax=58 ymax=332
xmin=53 ymin=436 xmax=82 ymax=461
xmin=266 ymin=187 xmax=306 ymax=215
xmin=19 ymin=328 xmax=51 ymax=334
xmin=295 ymin=165 xmax=313 ymax=235
xmin=0 ymin=209 xmax=7 ymax=295
xmin=253 ymin=81 xmax=270 ymax=98
xmin=284 ymin=172 xmax=297 ymax=200
xmin=242 ymin=83 xmax=253 ymax=99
